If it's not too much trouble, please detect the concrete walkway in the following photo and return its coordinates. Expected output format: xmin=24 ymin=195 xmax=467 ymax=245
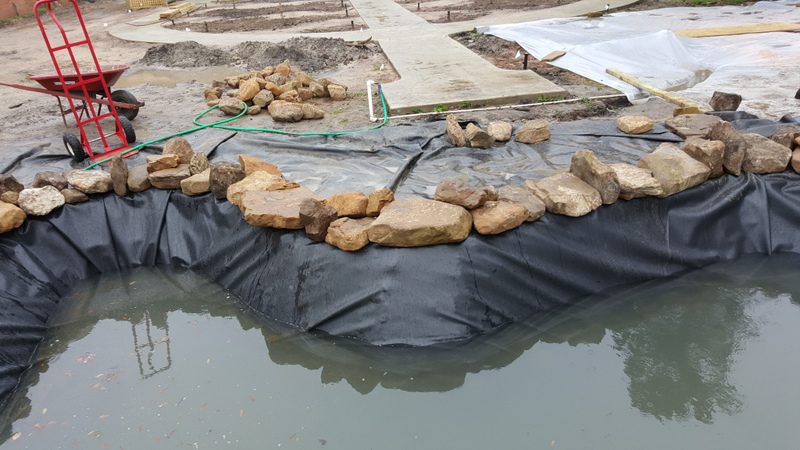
xmin=111 ymin=0 xmax=640 ymax=113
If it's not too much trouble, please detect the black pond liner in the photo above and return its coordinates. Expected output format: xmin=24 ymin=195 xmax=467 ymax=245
xmin=0 ymin=113 xmax=798 ymax=406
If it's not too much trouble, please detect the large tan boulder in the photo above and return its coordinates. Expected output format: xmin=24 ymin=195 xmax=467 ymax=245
xmin=17 ymin=186 xmax=65 ymax=216
xmin=366 ymin=188 xmax=394 ymax=217
xmin=524 ymin=173 xmax=602 ymax=217
xmin=163 ymin=137 xmax=194 ymax=164
xmin=569 ymin=149 xmax=620 ymax=205
xmin=708 ymin=121 xmax=746 ymax=176
xmin=268 ymin=100 xmax=304 ymax=122
xmin=0 ymin=191 xmax=18 ymax=205
xmin=66 ymin=170 xmax=112 ymax=194
xmin=239 ymin=155 xmax=282 ymax=177
xmin=238 ymin=78 xmax=261 ymax=102
xmin=242 ymin=186 xmax=321 ymax=229
xmin=325 ymin=217 xmax=374 ymax=252
xmin=301 ymin=103 xmax=326 ymax=120
xmin=771 ymin=125 xmax=800 ymax=149
xmin=497 ymin=186 xmax=545 ymax=222
xmin=327 ymin=84 xmax=348 ymax=100
xmin=180 ymin=169 xmax=211 ymax=196
xmin=515 ymin=119 xmax=550 ymax=144
xmin=638 ymin=143 xmax=710 ymax=197
xmin=0 ymin=201 xmax=25 ymax=234
xmin=367 ymin=197 xmax=472 ymax=247
xmin=149 ymin=164 xmax=191 ymax=190
xmin=325 ymin=192 xmax=368 ymax=217
xmin=487 ymin=121 xmax=512 ymax=142
xmin=664 ymin=114 xmax=722 ymax=139
xmin=218 ymin=97 xmax=245 ymax=116
xmin=227 ymin=171 xmax=300 ymax=209
xmin=466 ymin=123 xmax=495 ymax=149
xmin=446 ymin=115 xmax=467 ymax=147
xmin=681 ymin=138 xmax=725 ymax=178
xmin=471 ymin=200 xmax=528 ymax=235
xmin=434 ymin=179 xmax=492 ymax=210
xmin=608 ymin=163 xmax=663 ymax=200
xmin=616 ymin=116 xmax=653 ymax=134
xmin=740 ymin=133 xmax=792 ymax=174
xmin=253 ymin=89 xmax=274 ymax=108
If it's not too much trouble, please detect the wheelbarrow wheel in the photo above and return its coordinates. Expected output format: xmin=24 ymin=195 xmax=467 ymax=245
xmin=110 ymin=90 xmax=139 ymax=121
xmin=63 ymin=133 xmax=87 ymax=163
xmin=118 ymin=116 xmax=136 ymax=144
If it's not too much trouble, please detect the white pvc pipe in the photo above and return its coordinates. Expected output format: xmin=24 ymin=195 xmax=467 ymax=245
xmin=366 ymin=80 xmax=378 ymax=123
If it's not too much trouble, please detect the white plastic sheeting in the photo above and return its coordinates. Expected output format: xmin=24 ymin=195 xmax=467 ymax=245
xmin=480 ymin=1 xmax=800 ymax=119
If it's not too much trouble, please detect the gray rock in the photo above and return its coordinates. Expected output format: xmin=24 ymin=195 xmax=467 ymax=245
xmin=61 ymin=188 xmax=89 ymax=204
xmin=299 ymin=198 xmax=338 ymax=242
xmin=17 ymin=186 xmax=65 ymax=216
xmin=709 ymin=91 xmax=742 ymax=112
xmin=569 ymin=149 xmax=620 ymax=205
xmin=524 ymin=173 xmax=602 ymax=217
xmin=0 ymin=174 xmax=23 ymax=195
xmin=209 ymin=162 xmax=245 ymax=199
xmin=189 ymin=152 xmax=210 ymax=176
xmin=66 ymin=170 xmax=112 ymax=194
xmin=127 ymin=165 xmax=151 ymax=193
xmin=741 ymin=133 xmax=792 ymax=174
xmin=109 ymin=156 xmax=129 ymax=196
xmin=638 ymin=143 xmax=710 ymax=197
xmin=497 ymin=186 xmax=545 ymax=222
xmin=466 ymin=123 xmax=495 ymax=149
xmin=32 ymin=171 xmax=68 ymax=190
xmin=149 ymin=164 xmax=191 ymax=190
xmin=708 ymin=121 xmax=746 ymax=176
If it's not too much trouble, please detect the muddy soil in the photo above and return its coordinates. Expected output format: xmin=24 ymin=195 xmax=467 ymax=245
xmin=194 ymin=1 xmax=342 ymax=18
xmin=140 ymin=38 xmax=380 ymax=73
xmin=397 ymin=0 xmax=576 ymax=22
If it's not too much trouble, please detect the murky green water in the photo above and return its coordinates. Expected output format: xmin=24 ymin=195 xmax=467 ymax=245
xmin=2 ymin=254 xmax=800 ymax=450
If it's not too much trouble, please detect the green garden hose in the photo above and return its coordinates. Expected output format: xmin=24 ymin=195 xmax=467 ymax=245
xmin=85 ymin=84 xmax=389 ymax=170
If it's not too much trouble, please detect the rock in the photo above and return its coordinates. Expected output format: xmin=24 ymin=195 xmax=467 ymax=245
xmin=268 ymin=100 xmax=304 ymax=122
xmin=209 ymin=162 xmax=245 ymax=199
xmin=434 ymin=179 xmax=492 ymax=210
xmin=299 ymin=198 xmax=338 ymax=242
xmin=327 ymin=84 xmax=348 ymax=101
xmin=445 ymin=115 xmax=467 ymax=147
xmin=17 ymin=186 xmax=65 ymax=216
xmin=224 ymin=76 xmax=239 ymax=88
xmin=275 ymin=61 xmax=291 ymax=76
xmin=149 ymin=164 xmax=191 ymax=190
xmin=367 ymin=197 xmax=472 ymax=247
xmin=516 ymin=119 xmax=550 ymax=144
xmin=366 ymin=188 xmax=394 ymax=217
xmin=324 ymin=217 xmax=374 ymax=251
xmin=325 ymin=192 xmax=369 ymax=217
xmin=260 ymin=66 xmax=274 ymax=78
xmin=471 ymin=200 xmax=528 ymax=235
xmin=709 ymin=91 xmax=742 ymax=112
xmin=127 ymin=165 xmax=151 ymax=193
xmin=226 ymin=89 xmax=239 ymax=98
xmin=309 ymin=81 xmax=327 ymax=98
xmin=163 ymin=137 xmax=194 ymax=164
xmin=207 ymin=99 xmax=220 ymax=107
xmin=740 ymin=133 xmax=792 ymax=174
xmin=238 ymin=78 xmax=261 ymax=102
xmin=246 ymin=105 xmax=261 ymax=115
xmin=254 ymin=77 xmax=267 ymax=89
xmin=227 ymin=171 xmax=299 ymax=209
xmin=180 ymin=169 xmax=211 ymax=196
xmin=109 ymin=156 xmax=129 ymax=196
xmin=239 ymin=155 xmax=281 ymax=176
xmin=616 ymin=116 xmax=654 ymax=134
xmin=496 ymin=186 xmax=545 ymax=222
xmin=0 ymin=174 xmax=24 ymax=195
xmin=203 ymin=86 xmax=223 ymax=101
xmin=266 ymin=73 xmax=288 ymax=86
xmin=278 ymin=90 xmax=300 ymax=103
xmin=218 ymin=97 xmax=245 ymax=116
xmin=681 ymin=138 xmax=725 ymax=178
xmin=487 ymin=121 xmax=512 ymax=142
xmin=301 ymin=103 xmax=325 ymax=120
xmin=189 ymin=152 xmax=210 ymax=175
xmin=32 ymin=171 xmax=68 ymax=190
xmin=608 ymin=163 xmax=663 ymax=200
xmin=297 ymin=87 xmax=313 ymax=101
xmin=638 ymin=143 xmax=711 ymax=197
xmin=524 ymin=173 xmax=602 ymax=217
xmin=792 ymin=149 xmax=800 ymax=173
xmin=466 ymin=123 xmax=495 ymax=149
xmin=294 ymin=72 xmax=313 ymax=86
xmin=60 ymin=188 xmax=88 ymax=204
xmin=67 ymin=170 xmax=112 ymax=194
xmin=569 ymin=149 xmax=620 ymax=205
xmin=770 ymin=125 xmax=800 ymax=149
xmin=0 ymin=191 xmax=18 ymax=205
xmin=243 ymin=186 xmax=320 ymax=229
xmin=252 ymin=89 xmax=274 ymax=108
xmin=147 ymin=154 xmax=180 ymax=173
xmin=264 ymin=81 xmax=282 ymax=97
xmin=708 ymin=121 xmax=746 ymax=176
xmin=664 ymin=114 xmax=722 ymax=139
xmin=0 ymin=201 xmax=25 ymax=234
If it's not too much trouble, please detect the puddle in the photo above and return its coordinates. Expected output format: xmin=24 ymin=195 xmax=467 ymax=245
xmin=1 ymin=255 xmax=800 ymax=449
xmin=114 ymin=66 xmax=235 ymax=88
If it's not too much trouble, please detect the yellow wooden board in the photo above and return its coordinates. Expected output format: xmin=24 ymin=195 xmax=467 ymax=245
xmin=606 ymin=68 xmax=708 ymax=111
xmin=675 ymin=22 xmax=800 ymax=38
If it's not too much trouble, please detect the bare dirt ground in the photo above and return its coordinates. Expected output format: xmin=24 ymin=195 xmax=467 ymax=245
xmin=394 ymin=0 xmax=579 ymax=23
xmin=167 ymin=0 xmax=368 ymax=34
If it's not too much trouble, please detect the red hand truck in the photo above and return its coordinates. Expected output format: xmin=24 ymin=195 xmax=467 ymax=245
xmin=33 ymin=0 xmax=138 ymax=163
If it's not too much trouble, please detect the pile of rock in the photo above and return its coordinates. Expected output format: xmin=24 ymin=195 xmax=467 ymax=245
xmin=204 ymin=60 xmax=348 ymax=123
xmin=446 ymin=114 xmax=550 ymax=148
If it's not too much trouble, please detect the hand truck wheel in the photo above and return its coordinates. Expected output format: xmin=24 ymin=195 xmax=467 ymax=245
xmin=118 ymin=116 xmax=136 ymax=144
xmin=110 ymin=89 xmax=139 ymax=121
xmin=63 ymin=133 xmax=87 ymax=163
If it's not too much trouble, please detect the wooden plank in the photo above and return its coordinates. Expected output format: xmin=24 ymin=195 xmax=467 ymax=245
xmin=606 ymin=67 xmax=708 ymax=111
xmin=541 ymin=50 xmax=566 ymax=62
xmin=675 ymin=22 xmax=800 ymax=38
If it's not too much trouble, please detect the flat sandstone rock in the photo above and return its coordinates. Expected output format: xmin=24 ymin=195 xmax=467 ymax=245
xmin=524 ymin=173 xmax=602 ymax=217
xmin=638 ymin=143 xmax=710 ymax=197
xmin=608 ymin=163 xmax=663 ymax=200
xmin=740 ymin=133 xmax=792 ymax=174
xmin=243 ymin=186 xmax=320 ymax=229
xmin=471 ymin=200 xmax=528 ymax=235
xmin=367 ymin=197 xmax=472 ymax=247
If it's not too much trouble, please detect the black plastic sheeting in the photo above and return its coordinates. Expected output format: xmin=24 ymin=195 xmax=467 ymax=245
xmin=1 ymin=115 xmax=799 ymax=405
